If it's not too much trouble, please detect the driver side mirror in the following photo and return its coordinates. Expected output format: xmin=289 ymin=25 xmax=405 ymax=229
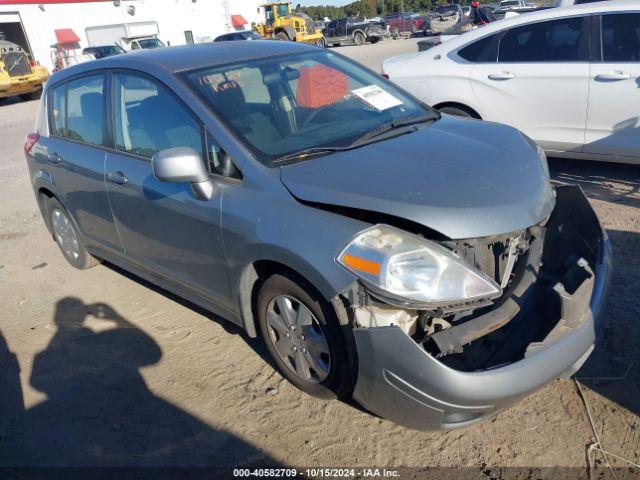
xmin=151 ymin=147 xmax=214 ymax=201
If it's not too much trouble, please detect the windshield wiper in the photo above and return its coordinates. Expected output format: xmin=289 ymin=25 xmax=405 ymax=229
xmin=349 ymin=114 xmax=437 ymax=147
xmin=272 ymin=146 xmax=351 ymax=165
xmin=273 ymin=114 xmax=438 ymax=165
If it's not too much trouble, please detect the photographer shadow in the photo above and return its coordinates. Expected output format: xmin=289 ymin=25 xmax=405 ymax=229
xmin=3 ymin=297 xmax=279 ymax=469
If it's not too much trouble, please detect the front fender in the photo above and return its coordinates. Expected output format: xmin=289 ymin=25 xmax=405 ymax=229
xmin=221 ymin=184 xmax=367 ymax=336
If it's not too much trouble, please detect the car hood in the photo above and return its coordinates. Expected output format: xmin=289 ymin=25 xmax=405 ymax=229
xmin=279 ymin=115 xmax=555 ymax=239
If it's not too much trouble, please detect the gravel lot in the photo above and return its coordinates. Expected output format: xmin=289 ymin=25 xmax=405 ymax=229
xmin=1 ymin=39 xmax=639 ymax=477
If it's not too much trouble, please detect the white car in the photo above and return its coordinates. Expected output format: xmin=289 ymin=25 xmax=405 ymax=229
xmin=383 ymin=1 xmax=640 ymax=164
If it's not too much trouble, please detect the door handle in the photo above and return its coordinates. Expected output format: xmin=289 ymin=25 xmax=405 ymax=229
xmin=488 ymin=71 xmax=516 ymax=81
xmin=107 ymin=171 xmax=128 ymax=185
xmin=595 ymin=71 xmax=631 ymax=81
xmin=47 ymin=153 xmax=62 ymax=165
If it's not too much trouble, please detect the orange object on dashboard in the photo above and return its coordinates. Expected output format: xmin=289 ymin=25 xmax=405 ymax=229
xmin=296 ymin=65 xmax=348 ymax=108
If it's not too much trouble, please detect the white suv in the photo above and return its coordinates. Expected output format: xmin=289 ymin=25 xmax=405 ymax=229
xmin=383 ymin=0 xmax=640 ymax=164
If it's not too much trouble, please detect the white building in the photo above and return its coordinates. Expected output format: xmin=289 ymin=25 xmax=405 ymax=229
xmin=0 ymin=0 xmax=264 ymax=71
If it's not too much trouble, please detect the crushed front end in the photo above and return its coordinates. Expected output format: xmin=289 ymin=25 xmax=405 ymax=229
xmin=346 ymin=186 xmax=611 ymax=430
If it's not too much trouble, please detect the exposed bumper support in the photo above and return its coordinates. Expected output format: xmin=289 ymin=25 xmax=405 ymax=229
xmin=352 ymin=186 xmax=612 ymax=430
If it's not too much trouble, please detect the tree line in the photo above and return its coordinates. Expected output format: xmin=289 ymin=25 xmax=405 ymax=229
xmin=295 ymin=0 xmax=557 ymax=19
xmin=295 ymin=0 xmax=468 ymax=20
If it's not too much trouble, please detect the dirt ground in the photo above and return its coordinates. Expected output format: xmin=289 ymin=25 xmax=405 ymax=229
xmin=1 ymin=40 xmax=639 ymax=478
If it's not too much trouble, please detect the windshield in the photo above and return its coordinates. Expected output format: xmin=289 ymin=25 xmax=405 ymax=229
xmin=137 ymin=38 xmax=164 ymax=49
xmin=183 ymin=50 xmax=433 ymax=166
xmin=500 ymin=1 xmax=520 ymax=6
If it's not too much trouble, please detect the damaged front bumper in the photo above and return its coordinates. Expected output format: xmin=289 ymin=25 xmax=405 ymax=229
xmin=351 ymin=185 xmax=612 ymax=430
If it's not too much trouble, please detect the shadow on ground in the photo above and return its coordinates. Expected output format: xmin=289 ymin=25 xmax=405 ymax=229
xmin=0 ymin=298 xmax=281 ymax=470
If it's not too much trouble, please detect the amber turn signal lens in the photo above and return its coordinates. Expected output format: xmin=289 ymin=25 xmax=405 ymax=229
xmin=341 ymin=254 xmax=381 ymax=276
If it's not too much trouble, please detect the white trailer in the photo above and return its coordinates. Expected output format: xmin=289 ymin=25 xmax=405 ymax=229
xmin=85 ymin=21 xmax=163 ymax=51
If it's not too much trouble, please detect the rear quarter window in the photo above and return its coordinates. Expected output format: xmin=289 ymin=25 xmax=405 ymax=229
xmin=458 ymin=33 xmax=500 ymax=62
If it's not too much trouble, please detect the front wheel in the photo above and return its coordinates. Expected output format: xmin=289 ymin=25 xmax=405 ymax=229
xmin=257 ymin=273 xmax=355 ymax=399
xmin=315 ymin=37 xmax=327 ymax=48
xmin=354 ymin=32 xmax=366 ymax=46
xmin=275 ymin=32 xmax=289 ymax=41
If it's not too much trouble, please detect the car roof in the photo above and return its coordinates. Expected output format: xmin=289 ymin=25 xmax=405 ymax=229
xmin=434 ymin=0 xmax=640 ymax=52
xmin=50 ymin=40 xmax=315 ymax=83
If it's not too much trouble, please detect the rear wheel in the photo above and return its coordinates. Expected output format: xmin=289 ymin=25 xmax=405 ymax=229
xmin=354 ymin=31 xmax=366 ymax=46
xmin=257 ymin=273 xmax=355 ymax=399
xmin=46 ymin=197 xmax=100 ymax=270
xmin=275 ymin=31 xmax=290 ymax=41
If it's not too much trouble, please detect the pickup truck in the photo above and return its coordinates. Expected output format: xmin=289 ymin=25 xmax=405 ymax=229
xmin=428 ymin=5 xmax=474 ymax=35
xmin=385 ymin=12 xmax=427 ymax=37
xmin=324 ymin=18 xmax=389 ymax=46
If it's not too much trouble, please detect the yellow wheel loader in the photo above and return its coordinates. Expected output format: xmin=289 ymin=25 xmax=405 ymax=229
xmin=255 ymin=2 xmax=326 ymax=47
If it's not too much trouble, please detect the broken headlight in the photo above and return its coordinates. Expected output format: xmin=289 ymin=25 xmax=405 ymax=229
xmin=337 ymin=225 xmax=501 ymax=307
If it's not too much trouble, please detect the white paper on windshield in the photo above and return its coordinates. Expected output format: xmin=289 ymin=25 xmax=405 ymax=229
xmin=352 ymin=85 xmax=403 ymax=111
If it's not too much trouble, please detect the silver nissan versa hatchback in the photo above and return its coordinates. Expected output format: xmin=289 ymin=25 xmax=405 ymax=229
xmin=25 ymin=41 xmax=611 ymax=430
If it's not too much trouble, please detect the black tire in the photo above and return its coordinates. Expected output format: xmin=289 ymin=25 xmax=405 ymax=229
xmin=370 ymin=36 xmax=380 ymax=44
xmin=438 ymin=105 xmax=479 ymax=119
xmin=257 ymin=272 xmax=355 ymax=399
xmin=275 ymin=31 xmax=289 ymax=41
xmin=315 ymin=37 xmax=327 ymax=48
xmin=46 ymin=197 xmax=100 ymax=270
xmin=354 ymin=31 xmax=365 ymax=46
xmin=332 ymin=43 xmax=341 ymax=47
xmin=19 ymin=90 xmax=41 ymax=101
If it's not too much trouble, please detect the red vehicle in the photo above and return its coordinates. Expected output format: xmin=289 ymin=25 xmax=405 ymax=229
xmin=384 ymin=12 xmax=427 ymax=37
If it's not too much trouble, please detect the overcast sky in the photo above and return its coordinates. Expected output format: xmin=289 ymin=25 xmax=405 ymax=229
xmin=296 ymin=0 xmax=353 ymax=6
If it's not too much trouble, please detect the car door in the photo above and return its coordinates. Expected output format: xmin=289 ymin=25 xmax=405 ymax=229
xmin=584 ymin=12 xmax=640 ymax=158
xmin=336 ymin=19 xmax=348 ymax=41
xmin=104 ymin=71 xmax=234 ymax=311
xmin=469 ymin=15 xmax=591 ymax=152
xmin=325 ymin=20 xmax=338 ymax=42
xmin=41 ymin=73 xmax=122 ymax=254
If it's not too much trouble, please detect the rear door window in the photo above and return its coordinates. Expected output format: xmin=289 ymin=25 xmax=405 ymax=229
xmin=113 ymin=73 xmax=203 ymax=158
xmin=498 ymin=17 xmax=588 ymax=62
xmin=601 ymin=13 xmax=640 ymax=62
xmin=65 ymin=75 xmax=106 ymax=146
